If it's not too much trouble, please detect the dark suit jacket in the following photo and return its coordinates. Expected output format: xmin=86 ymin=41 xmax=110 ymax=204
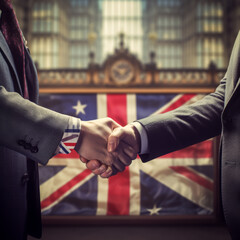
xmin=0 ymin=32 xmax=70 ymax=239
xmin=138 ymin=31 xmax=240 ymax=240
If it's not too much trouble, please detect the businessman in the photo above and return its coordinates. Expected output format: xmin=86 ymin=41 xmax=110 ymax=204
xmin=0 ymin=1 xmax=133 ymax=239
xmin=87 ymin=31 xmax=240 ymax=240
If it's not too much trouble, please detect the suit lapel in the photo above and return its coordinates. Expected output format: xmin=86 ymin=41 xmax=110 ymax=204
xmin=0 ymin=31 xmax=23 ymax=95
xmin=224 ymin=31 xmax=240 ymax=106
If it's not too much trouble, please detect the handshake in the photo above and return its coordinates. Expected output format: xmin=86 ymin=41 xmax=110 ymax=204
xmin=74 ymin=117 xmax=141 ymax=178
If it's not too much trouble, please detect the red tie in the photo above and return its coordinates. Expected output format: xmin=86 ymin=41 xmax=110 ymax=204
xmin=0 ymin=0 xmax=28 ymax=98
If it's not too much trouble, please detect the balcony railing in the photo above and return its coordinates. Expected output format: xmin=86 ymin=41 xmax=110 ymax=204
xmin=38 ymin=65 xmax=225 ymax=93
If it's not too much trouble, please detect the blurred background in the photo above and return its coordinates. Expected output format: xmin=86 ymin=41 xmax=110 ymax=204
xmin=12 ymin=0 xmax=239 ymax=71
xmin=10 ymin=1 xmax=240 ymax=240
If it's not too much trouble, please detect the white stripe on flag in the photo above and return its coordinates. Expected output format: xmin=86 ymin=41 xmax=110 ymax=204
xmin=139 ymin=157 xmax=213 ymax=168
xmin=127 ymin=94 xmax=141 ymax=215
xmin=127 ymin=94 xmax=137 ymax=123
xmin=97 ymin=94 xmax=107 ymax=118
xmin=96 ymin=93 xmax=109 ymax=215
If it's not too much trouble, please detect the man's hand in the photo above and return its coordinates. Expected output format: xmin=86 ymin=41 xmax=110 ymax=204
xmin=81 ymin=124 xmax=141 ymax=178
xmin=80 ymin=138 xmax=136 ymax=178
xmin=108 ymin=124 xmax=141 ymax=154
xmin=75 ymin=117 xmax=120 ymax=166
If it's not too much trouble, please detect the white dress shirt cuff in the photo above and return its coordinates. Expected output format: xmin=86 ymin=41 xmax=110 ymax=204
xmin=132 ymin=121 xmax=149 ymax=154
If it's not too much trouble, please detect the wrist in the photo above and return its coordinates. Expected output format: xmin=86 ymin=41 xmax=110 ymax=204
xmin=129 ymin=124 xmax=141 ymax=153
xmin=74 ymin=120 xmax=86 ymax=152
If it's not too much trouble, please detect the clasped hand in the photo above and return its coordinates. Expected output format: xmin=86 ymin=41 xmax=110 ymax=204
xmin=74 ymin=117 xmax=140 ymax=178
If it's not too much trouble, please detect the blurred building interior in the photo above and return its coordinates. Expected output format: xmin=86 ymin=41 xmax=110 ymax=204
xmin=12 ymin=0 xmax=240 ymax=71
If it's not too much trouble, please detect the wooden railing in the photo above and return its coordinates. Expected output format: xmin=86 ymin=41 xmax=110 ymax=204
xmin=38 ymin=66 xmax=226 ymax=93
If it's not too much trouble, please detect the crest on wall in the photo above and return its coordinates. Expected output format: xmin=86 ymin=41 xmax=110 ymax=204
xmin=102 ymin=33 xmax=143 ymax=86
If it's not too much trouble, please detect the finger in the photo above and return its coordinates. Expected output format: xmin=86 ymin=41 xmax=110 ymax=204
xmin=86 ymin=160 xmax=109 ymax=175
xmin=110 ymin=165 xmax=120 ymax=176
xmin=111 ymin=153 xmax=127 ymax=172
xmin=123 ymin=146 xmax=137 ymax=160
xmin=115 ymin=142 xmax=134 ymax=165
xmin=118 ymin=150 xmax=132 ymax=167
xmin=86 ymin=159 xmax=101 ymax=170
xmin=80 ymin=156 xmax=89 ymax=163
xmin=92 ymin=164 xmax=108 ymax=175
xmin=100 ymin=166 xmax=113 ymax=178
xmin=113 ymin=161 xmax=125 ymax=172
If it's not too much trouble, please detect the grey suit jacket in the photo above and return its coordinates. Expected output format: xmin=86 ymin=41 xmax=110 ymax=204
xmin=0 ymin=31 xmax=70 ymax=238
xmin=138 ymin=31 xmax=240 ymax=240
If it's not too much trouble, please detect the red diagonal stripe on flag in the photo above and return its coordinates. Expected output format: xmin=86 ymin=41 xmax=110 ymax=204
xmin=65 ymin=143 xmax=77 ymax=147
xmin=159 ymin=94 xmax=196 ymax=114
xmin=54 ymin=149 xmax=79 ymax=159
xmin=170 ymin=166 xmax=214 ymax=191
xmin=41 ymin=169 xmax=92 ymax=209
xmin=107 ymin=94 xmax=130 ymax=215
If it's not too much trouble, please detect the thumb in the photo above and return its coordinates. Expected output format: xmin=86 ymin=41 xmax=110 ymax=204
xmin=108 ymin=127 xmax=123 ymax=152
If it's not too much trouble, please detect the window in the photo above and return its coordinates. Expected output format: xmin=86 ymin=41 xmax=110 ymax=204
xmin=69 ymin=44 xmax=88 ymax=68
xmin=70 ymin=16 xmax=88 ymax=40
xmin=100 ymin=0 xmax=144 ymax=60
xmin=32 ymin=2 xmax=59 ymax=33
xmin=197 ymin=38 xmax=224 ymax=68
xmin=31 ymin=37 xmax=59 ymax=69
xmin=157 ymin=44 xmax=182 ymax=68
xmin=157 ymin=0 xmax=181 ymax=7
xmin=197 ymin=2 xmax=223 ymax=33
xmin=70 ymin=0 xmax=88 ymax=7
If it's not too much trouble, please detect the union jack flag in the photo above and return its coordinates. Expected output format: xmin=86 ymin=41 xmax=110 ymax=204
xmin=39 ymin=93 xmax=214 ymax=216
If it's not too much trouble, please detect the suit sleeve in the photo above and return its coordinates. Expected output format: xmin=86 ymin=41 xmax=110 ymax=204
xmin=137 ymin=77 xmax=226 ymax=162
xmin=0 ymin=86 xmax=70 ymax=165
